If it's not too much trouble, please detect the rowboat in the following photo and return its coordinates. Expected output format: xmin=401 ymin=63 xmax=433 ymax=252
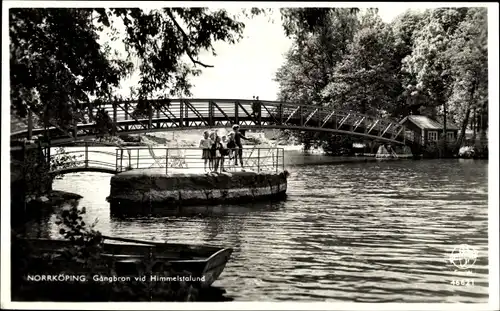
xmin=20 ymin=235 xmax=233 ymax=288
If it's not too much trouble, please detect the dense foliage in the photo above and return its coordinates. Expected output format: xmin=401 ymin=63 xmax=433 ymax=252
xmin=10 ymin=8 xmax=248 ymax=134
xmin=275 ymin=7 xmax=488 ymax=151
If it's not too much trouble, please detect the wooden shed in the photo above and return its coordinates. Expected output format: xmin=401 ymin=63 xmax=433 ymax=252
xmin=399 ymin=115 xmax=459 ymax=146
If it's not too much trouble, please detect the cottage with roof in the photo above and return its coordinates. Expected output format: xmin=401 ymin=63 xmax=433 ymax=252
xmin=399 ymin=115 xmax=459 ymax=145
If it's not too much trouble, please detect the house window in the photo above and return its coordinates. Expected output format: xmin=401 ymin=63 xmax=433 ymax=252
xmin=428 ymin=131 xmax=438 ymax=142
xmin=446 ymin=131 xmax=455 ymax=141
xmin=405 ymin=130 xmax=414 ymax=141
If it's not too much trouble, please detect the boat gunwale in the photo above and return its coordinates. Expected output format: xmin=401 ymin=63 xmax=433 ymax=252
xmin=22 ymin=238 xmax=226 ymax=250
xmin=19 ymin=238 xmax=232 ymax=261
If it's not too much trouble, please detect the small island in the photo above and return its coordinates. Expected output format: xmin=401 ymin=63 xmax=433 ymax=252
xmin=107 ymin=168 xmax=289 ymax=215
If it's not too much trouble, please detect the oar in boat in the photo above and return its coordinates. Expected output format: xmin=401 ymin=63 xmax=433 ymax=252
xmin=101 ymin=234 xmax=166 ymax=246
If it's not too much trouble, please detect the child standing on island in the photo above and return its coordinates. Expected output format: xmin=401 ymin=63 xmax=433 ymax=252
xmin=226 ymin=132 xmax=236 ymax=165
xmin=220 ymin=135 xmax=229 ymax=172
xmin=232 ymin=124 xmax=251 ymax=170
xmin=209 ymin=131 xmax=218 ymax=171
xmin=199 ymin=131 xmax=212 ymax=172
xmin=213 ymin=136 xmax=224 ymax=173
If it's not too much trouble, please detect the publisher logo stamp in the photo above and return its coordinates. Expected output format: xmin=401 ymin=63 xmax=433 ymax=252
xmin=449 ymin=244 xmax=478 ymax=270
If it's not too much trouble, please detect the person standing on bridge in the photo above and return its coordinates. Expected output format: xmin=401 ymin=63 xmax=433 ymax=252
xmin=199 ymin=131 xmax=212 ymax=172
xmin=251 ymin=96 xmax=261 ymax=120
xmin=232 ymin=125 xmax=251 ymax=170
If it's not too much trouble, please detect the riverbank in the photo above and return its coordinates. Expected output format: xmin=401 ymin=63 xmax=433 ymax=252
xmin=22 ymin=190 xmax=83 ymax=215
xmin=25 ymin=190 xmax=83 ymax=205
xmin=284 ymin=154 xmax=414 ymax=167
xmin=12 ymin=190 xmax=83 ymax=228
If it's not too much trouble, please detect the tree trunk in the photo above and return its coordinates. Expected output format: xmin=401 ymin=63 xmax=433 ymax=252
xmin=479 ymin=109 xmax=487 ymax=140
xmin=472 ymin=108 xmax=477 ymax=142
xmin=442 ymin=99 xmax=447 ymax=138
xmin=456 ymin=81 xmax=477 ymax=150
xmin=457 ymin=106 xmax=471 ymax=149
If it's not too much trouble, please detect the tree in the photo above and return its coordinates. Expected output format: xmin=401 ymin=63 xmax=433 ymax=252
xmin=322 ymin=9 xmax=399 ymax=115
xmin=275 ymin=8 xmax=360 ymax=149
xmin=10 ymin=8 xmax=246 ymax=135
xmin=445 ymin=8 xmax=488 ymax=147
xmin=401 ymin=8 xmax=469 ymax=123
xmin=10 ymin=9 xmax=129 ymax=131
xmin=280 ymin=8 xmax=359 ymax=44
xmin=274 ymin=7 xmax=488 ymax=157
xmin=276 ymin=8 xmax=359 ymax=106
xmin=389 ymin=9 xmax=430 ymax=118
xmin=402 ymin=7 xmax=487 ymax=149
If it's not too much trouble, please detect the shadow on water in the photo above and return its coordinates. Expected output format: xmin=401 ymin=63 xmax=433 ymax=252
xmin=109 ymin=199 xmax=287 ymax=219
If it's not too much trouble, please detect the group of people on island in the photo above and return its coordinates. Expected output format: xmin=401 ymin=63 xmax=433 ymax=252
xmin=199 ymin=124 xmax=255 ymax=173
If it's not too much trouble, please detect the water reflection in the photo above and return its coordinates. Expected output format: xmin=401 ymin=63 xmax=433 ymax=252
xmin=21 ymin=156 xmax=489 ymax=302
xmin=109 ymin=200 xmax=286 ymax=218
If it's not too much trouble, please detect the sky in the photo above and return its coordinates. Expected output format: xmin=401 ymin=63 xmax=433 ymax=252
xmin=116 ymin=7 xmax=410 ymax=101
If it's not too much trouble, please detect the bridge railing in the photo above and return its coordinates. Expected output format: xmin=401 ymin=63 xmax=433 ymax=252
xmin=48 ymin=145 xmax=118 ymax=174
xmin=115 ymin=147 xmax=285 ymax=175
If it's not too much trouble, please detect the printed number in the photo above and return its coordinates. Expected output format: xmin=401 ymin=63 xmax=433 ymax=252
xmin=451 ymin=279 xmax=475 ymax=286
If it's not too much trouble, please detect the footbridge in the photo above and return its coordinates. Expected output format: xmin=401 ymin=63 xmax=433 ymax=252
xmin=11 ymin=98 xmax=418 ymax=145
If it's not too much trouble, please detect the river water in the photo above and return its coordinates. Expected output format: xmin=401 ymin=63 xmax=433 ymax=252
xmin=23 ymin=151 xmax=489 ymax=303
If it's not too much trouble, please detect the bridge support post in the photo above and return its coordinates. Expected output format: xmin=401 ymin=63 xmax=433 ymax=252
xmin=84 ymin=142 xmax=88 ymax=168
xmin=27 ymin=109 xmax=33 ymax=140
xmin=179 ymin=100 xmax=184 ymax=128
